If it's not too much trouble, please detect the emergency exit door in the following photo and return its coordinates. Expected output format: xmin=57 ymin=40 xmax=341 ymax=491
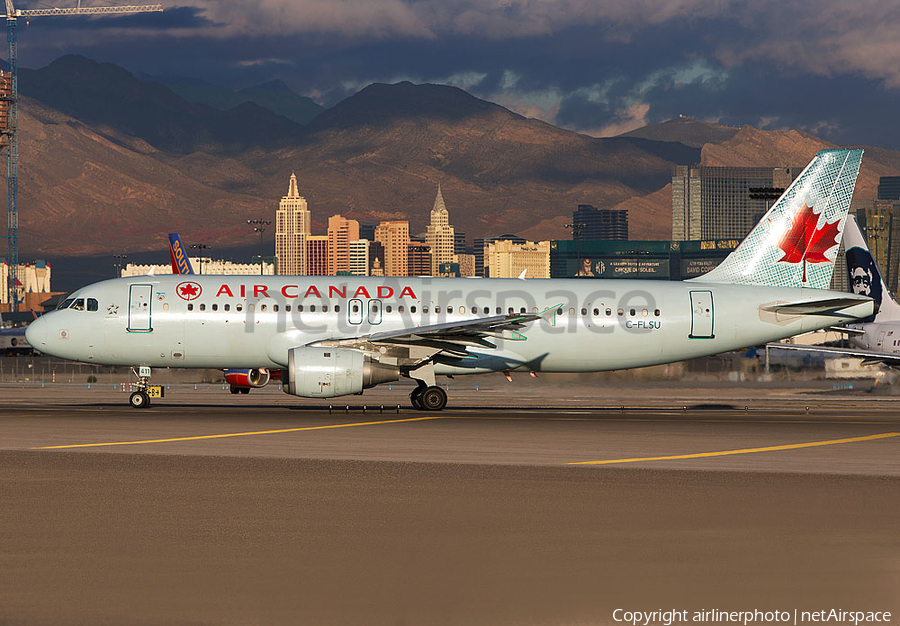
xmin=689 ymin=290 xmax=714 ymax=339
xmin=128 ymin=284 xmax=153 ymax=332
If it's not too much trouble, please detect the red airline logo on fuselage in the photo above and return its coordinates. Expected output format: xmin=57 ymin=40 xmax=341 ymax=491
xmin=213 ymin=284 xmax=417 ymax=300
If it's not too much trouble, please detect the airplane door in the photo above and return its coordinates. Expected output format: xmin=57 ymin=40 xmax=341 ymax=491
xmin=128 ymin=284 xmax=153 ymax=332
xmin=348 ymin=298 xmax=363 ymax=325
xmin=368 ymin=299 xmax=383 ymax=325
xmin=689 ymin=290 xmax=714 ymax=339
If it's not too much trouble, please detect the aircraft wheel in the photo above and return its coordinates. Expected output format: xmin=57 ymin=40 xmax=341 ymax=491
xmin=420 ymin=386 xmax=448 ymax=411
xmin=240 ymin=388 xmax=251 ymax=395
xmin=409 ymin=386 xmax=425 ymax=410
xmin=230 ymin=386 xmax=240 ymax=394
xmin=129 ymin=391 xmax=150 ymax=409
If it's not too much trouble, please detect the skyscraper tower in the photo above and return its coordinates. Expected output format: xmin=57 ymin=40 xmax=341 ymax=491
xmin=275 ymin=173 xmax=311 ymax=275
xmin=425 ymin=183 xmax=457 ymax=274
xmin=327 ymin=214 xmax=360 ymax=275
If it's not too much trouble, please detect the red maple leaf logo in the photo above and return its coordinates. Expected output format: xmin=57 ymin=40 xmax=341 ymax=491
xmin=777 ymin=204 xmax=841 ymax=283
xmin=176 ymin=281 xmax=202 ymax=300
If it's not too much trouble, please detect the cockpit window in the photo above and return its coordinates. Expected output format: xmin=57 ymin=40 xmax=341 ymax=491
xmin=57 ymin=298 xmax=75 ymax=310
xmin=70 ymin=298 xmax=86 ymax=311
xmin=87 ymin=298 xmax=99 ymax=312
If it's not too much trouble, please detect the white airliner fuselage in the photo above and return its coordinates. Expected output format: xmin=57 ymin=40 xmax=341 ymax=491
xmin=27 ymin=275 xmax=872 ymax=372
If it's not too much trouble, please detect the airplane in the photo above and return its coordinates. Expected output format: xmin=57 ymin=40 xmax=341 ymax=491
xmin=169 ymin=232 xmax=277 ymax=393
xmin=27 ymin=149 xmax=876 ymax=410
xmin=0 ymin=311 xmax=33 ymax=354
xmin=767 ymin=213 xmax=900 ymax=366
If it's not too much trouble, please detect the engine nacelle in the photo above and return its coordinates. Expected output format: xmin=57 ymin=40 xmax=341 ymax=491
xmin=284 ymin=347 xmax=399 ymax=398
xmin=224 ymin=368 xmax=271 ymax=388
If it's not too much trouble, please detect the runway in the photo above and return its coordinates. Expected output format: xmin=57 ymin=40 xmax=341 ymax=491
xmin=2 ymin=381 xmax=899 ymax=624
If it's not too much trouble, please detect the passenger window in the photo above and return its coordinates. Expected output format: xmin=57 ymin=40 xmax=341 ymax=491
xmin=593 ymin=308 xmax=599 ymax=316
xmin=224 ymin=304 xmax=230 ymax=311
xmin=496 ymin=307 xmax=502 ymax=314
xmin=163 ymin=303 xmax=170 ymax=311
xmin=200 ymin=303 xmax=206 ymax=311
xmin=460 ymin=306 xmax=466 ymax=315
xmin=298 ymin=305 xmax=304 ymax=312
xmin=212 ymin=304 xmax=218 ymax=311
xmin=273 ymin=305 xmax=278 ymax=312
xmin=435 ymin=306 xmax=441 ymax=314
xmin=87 ymin=298 xmax=99 ymax=312
xmin=654 ymin=309 xmax=660 ymax=316
xmin=236 ymin=304 xmax=243 ymax=312
xmin=630 ymin=309 xmax=636 ymax=316
xmin=71 ymin=298 xmax=85 ymax=311
xmin=310 ymin=305 xmax=316 ymax=312
xmin=410 ymin=306 xmax=417 ymax=313
xmin=447 ymin=307 xmax=452 ymax=315
xmin=422 ymin=306 xmax=429 ymax=314
xmin=606 ymin=308 xmax=612 ymax=316
xmin=334 ymin=305 xmax=340 ymax=313
xmin=188 ymin=303 xmax=194 ymax=311
xmin=248 ymin=304 xmax=254 ymax=312
xmin=520 ymin=307 xmax=526 ymax=314
xmin=285 ymin=305 xmax=291 ymax=312
xmin=260 ymin=304 xmax=267 ymax=312
xmin=352 ymin=304 xmax=359 ymax=313
xmin=508 ymin=307 xmax=514 ymax=314
xmin=322 ymin=305 xmax=329 ymax=313
xmin=386 ymin=305 xmax=392 ymax=313
xmin=568 ymin=308 xmax=575 ymax=316
xmin=581 ymin=308 xmax=587 ymax=316
xmin=642 ymin=309 xmax=648 ymax=317
xmin=617 ymin=308 xmax=624 ymax=316
xmin=399 ymin=305 xmax=405 ymax=313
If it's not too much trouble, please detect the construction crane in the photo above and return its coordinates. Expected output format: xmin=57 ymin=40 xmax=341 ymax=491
xmin=0 ymin=0 xmax=162 ymax=311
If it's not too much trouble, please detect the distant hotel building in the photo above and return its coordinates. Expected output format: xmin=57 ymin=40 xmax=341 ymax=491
xmin=485 ymin=240 xmax=550 ymax=279
xmin=375 ymin=221 xmax=410 ymax=277
xmin=474 ymin=234 xmax=525 ymax=277
xmin=327 ymin=214 xmax=359 ymax=276
xmin=275 ymin=173 xmax=311 ymax=275
xmin=306 ymin=235 xmax=329 ymax=276
xmin=425 ymin=184 xmax=457 ymax=274
xmin=572 ymin=204 xmax=628 ymax=240
xmin=1 ymin=259 xmax=53 ymax=311
xmin=407 ymin=241 xmax=432 ymax=276
xmin=878 ymin=176 xmax=900 ymax=200
xmin=672 ymin=165 xmax=799 ymax=240
xmin=122 ymin=258 xmax=275 ymax=277
xmin=349 ymin=239 xmax=370 ymax=276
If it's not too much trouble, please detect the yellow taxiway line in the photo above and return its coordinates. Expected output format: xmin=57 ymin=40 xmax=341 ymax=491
xmin=568 ymin=431 xmax=900 ymax=465
xmin=30 ymin=416 xmax=445 ymax=450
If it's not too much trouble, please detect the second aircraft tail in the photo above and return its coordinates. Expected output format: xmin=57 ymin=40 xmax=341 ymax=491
xmin=168 ymin=233 xmax=194 ymax=275
xmin=843 ymin=214 xmax=900 ymax=323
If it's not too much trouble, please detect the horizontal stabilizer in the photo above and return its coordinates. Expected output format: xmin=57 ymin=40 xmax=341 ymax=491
xmin=759 ymin=295 xmax=873 ymax=317
xmin=766 ymin=342 xmax=900 ymax=367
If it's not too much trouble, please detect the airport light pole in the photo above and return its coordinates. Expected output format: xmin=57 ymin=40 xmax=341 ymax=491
xmin=247 ymin=219 xmax=271 ymax=276
xmin=565 ymin=222 xmax=587 ymax=277
xmin=190 ymin=244 xmax=210 ymax=275
xmin=113 ymin=254 xmax=128 ymax=277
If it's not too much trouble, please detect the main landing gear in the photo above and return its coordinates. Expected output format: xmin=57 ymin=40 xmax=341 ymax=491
xmin=407 ymin=359 xmax=448 ymax=411
xmin=229 ymin=386 xmax=251 ymax=395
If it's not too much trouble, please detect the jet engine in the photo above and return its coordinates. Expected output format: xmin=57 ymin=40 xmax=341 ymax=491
xmin=283 ymin=347 xmax=399 ymax=398
xmin=224 ymin=368 xmax=271 ymax=389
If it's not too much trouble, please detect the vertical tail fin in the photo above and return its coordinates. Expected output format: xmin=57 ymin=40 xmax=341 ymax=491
xmin=693 ymin=149 xmax=863 ymax=289
xmin=843 ymin=214 xmax=900 ymax=322
xmin=168 ymin=233 xmax=194 ymax=275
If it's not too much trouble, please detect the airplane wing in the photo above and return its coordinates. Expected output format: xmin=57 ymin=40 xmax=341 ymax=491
xmin=310 ymin=305 xmax=561 ymax=360
xmin=765 ymin=342 xmax=900 ymax=367
xmin=826 ymin=326 xmax=866 ymax=336
xmin=759 ymin=295 xmax=873 ymax=317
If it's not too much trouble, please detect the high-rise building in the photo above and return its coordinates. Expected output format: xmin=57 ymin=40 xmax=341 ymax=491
xmin=485 ymin=240 xmax=551 ymax=279
xmin=327 ymin=214 xmax=360 ymax=276
xmin=0 ymin=260 xmax=51 ymax=308
xmin=572 ymin=204 xmax=628 ymax=240
xmin=349 ymin=239 xmax=370 ymax=277
xmin=407 ymin=241 xmax=432 ymax=276
xmin=475 ymin=234 xmax=525 ymax=277
xmin=275 ymin=173 xmax=311 ymax=275
xmin=457 ymin=253 xmax=476 ymax=277
xmin=375 ymin=221 xmax=410 ymax=277
xmin=672 ymin=165 xmax=799 ymax=241
xmin=306 ymin=235 xmax=329 ymax=276
xmin=454 ymin=231 xmax=468 ymax=255
xmin=425 ymin=184 xmax=457 ymax=274
xmin=878 ymin=176 xmax=900 ymax=201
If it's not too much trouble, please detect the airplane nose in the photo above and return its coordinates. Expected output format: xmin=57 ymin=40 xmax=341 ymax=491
xmin=25 ymin=316 xmax=49 ymax=348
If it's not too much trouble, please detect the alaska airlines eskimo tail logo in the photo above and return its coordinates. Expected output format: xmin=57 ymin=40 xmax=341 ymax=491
xmin=777 ymin=203 xmax=841 ymax=283
xmin=176 ymin=281 xmax=202 ymax=301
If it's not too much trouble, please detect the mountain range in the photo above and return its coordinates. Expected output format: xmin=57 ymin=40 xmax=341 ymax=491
xmin=9 ymin=55 xmax=900 ymax=259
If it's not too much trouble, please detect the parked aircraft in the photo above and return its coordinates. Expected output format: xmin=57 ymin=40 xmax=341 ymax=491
xmin=27 ymin=150 xmax=876 ymax=409
xmin=768 ymin=214 xmax=900 ymax=366
xmin=0 ymin=311 xmax=32 ymax=354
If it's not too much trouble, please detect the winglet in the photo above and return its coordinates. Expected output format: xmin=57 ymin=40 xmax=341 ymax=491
xmin=518 ymin=269 xmax=528 ymax=280
xmin=538 ymin=303 xmax=562 ymax=327
xmin=147 ymin=265 xmax=157 ymax=276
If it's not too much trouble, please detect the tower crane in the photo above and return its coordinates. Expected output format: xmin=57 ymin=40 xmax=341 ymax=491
xmin=1 ymin=0 xmax=162 ymax=311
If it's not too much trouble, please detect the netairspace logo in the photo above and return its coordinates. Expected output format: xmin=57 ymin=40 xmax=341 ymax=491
xmin=612 ymin=609 xmax=893 ymax=626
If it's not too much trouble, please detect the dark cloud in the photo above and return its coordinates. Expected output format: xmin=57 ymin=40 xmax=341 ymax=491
xmin=11 ymin=0 xmax=900 ymax=149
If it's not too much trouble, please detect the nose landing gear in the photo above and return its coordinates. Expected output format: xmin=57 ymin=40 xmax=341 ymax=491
xmin=128 ymin=366 xmax=156 ymax=409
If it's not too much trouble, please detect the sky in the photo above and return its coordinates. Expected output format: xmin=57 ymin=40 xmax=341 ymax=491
xmin=15 ymin=0 xmax=900 ymax=148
